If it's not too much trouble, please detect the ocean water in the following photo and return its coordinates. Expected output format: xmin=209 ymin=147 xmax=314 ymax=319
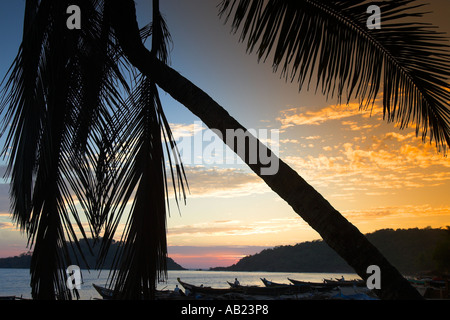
xmin=0 ymin=268 xmax=361 ymax=300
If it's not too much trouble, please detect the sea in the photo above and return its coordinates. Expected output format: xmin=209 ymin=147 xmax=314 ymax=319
xmin=0 ymin=268 xmax=361 ymax=300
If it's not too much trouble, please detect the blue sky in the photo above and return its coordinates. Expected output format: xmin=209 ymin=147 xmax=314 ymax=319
xmin=0 ymin=1 xmax=449 ymax=269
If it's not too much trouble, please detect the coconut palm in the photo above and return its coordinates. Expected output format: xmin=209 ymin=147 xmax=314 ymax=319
xmin=109 ymin=0 xmax=450 ymax=300
xmin=1 ymin=0 xmax=449 ymax=300
xmin=0 ymin=0 xmax=124 ymax=299
xmin=0 ymin=0 xmax=186 ymax=300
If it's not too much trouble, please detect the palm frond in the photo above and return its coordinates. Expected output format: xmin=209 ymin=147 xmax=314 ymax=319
xmin=25 ymin=0 xmax=88 ymax=299
xmin=0 ymin=0 xmax=52 ymax=230
xmin=95 ymin=0 xmax=187 ymax=299
xmin=0 ymin=0 xmax=131 ymax=299
xmin=150 ymin=0 xmax=173 ymax=64
xmin=105 ymin=78 xmax=168 ymax=299
xmin=219 ymin=0 xmax=450 ymax=153
xmin=67 ymin=1 xmax=131 ymax=238
xmin=95 ymin=75 xmax=187 ymax=298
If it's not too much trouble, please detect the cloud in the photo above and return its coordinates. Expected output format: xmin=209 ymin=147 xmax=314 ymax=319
xmin=341 ymin=120 xmax=379 ymax=131
xmin=0 ymin=221 xmax=14 ymax=229
xmin=283 ymin=130 xmax=450 ymax=193
xmin=343 ymin=205 xmax=450 ymax=219
xmin=177 ymin=166 xmax=270 ymax=198
xmin=303 ymin=136 xmax=320 ymax=140
xmin=279 ymin=139 xmax=300 ymax=144
xmin=170 ymin=122 xmax=205 ymax=140
xmin=344 ymin=135 xmax=450 ymax=170
xmin=168 ymin=217 xmax=306 ymax=239
xmin=277 ymin=103 xmax=382 ymax=128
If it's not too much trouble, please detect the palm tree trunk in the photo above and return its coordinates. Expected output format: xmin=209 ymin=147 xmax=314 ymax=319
xmin=110 ymin=0 xmax=423 ymax=300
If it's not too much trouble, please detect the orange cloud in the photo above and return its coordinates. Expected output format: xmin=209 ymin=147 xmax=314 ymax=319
xmin=342 ymin=120 xmax=379 ymax=131
xmin=283 ymin=129 xmax=450 ymax=194
xmin=277 ymin=103 xmax=382 ymax=128
xmin=343 ymin=205 xmax=450 ymax=219
xmin=168 ymin=218 xmax=307 ymax=239
xmin=0 ymin=222 xmax=14 ymax=230
xmin=171 ymin=166 xmax=270 ymax=198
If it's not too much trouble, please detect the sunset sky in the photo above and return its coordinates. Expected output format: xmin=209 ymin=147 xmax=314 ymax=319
xmin=0 ymin=0 xmax=449 ymax=269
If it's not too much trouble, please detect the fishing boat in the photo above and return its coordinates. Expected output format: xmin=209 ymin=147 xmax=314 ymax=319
xmin=260 ymin=278 xmax=291 ymax=287
xmin=0 ymin=296 xmax=18 ymax=300
xmin=93 ymin=284 xmax=185 ymax=300
xmin=407 ymin=277 xmax=450 ymax=299
xmin=323 ymin=278 xmax=365 ymax=287
xmin=178 ymin=278 xmax=240 ymax=295
xmin=288 ymin=277 xmax=363 ymax=287
xmin=179 ymin=278 xmax=309 ymax=297
xmin=227 ymin=281 xmax=259 ymax=288
xmin=288 ymin=278 xmax=334 ymax=287
xmin=93 ymin=284 xmax=114 ymax=299
xmin=408 ymin=278 xmax=447 ymax=289
xmin=233 ymin=279 xmax=311 ymax=295
xmin=287 ymin=278 xmax=338 ymax=292
xmin=0 ymin=295 xmax=30 ymax=300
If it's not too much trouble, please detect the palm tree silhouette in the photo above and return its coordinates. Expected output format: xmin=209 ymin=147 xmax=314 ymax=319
xmin=1 ymin=0 xmax=449 ymax=299
xmin=1 ymin=0 xmax=186 ymax=300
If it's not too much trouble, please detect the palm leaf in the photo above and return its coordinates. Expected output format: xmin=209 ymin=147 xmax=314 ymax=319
xmin=104 ymin=77 xmax=168 ymax=299
xmin=0 ymin=0 xmax=51 ymax=231
xmin=97 ymin=77 xmax=187 ymax=299
xmin=0 ymin=0 xmax=131 ymax=299
xmin=95 ymin=0 xmax=187 ymax=299
xmin=219 ymin=0 xmax=450 ymax=153
xmin=67 ymin=1 xmax=131 ymax=238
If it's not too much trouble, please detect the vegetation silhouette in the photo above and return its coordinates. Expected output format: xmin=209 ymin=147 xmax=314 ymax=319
xmin=0 ymin=239 xmax=185 ymax=270
xmin=211 ymin=227 xmax=450 ymax=275
xmin=1 ymin=0 xmax=449 ymax=300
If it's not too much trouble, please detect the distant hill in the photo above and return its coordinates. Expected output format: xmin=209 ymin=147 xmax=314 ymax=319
xmin=0 ymin=252 xmax=33 ymax=269
xmin=211 ymin=227 xmax=450 ymax=275
xmin=0 ymin=238 xmax=185 ymax=270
